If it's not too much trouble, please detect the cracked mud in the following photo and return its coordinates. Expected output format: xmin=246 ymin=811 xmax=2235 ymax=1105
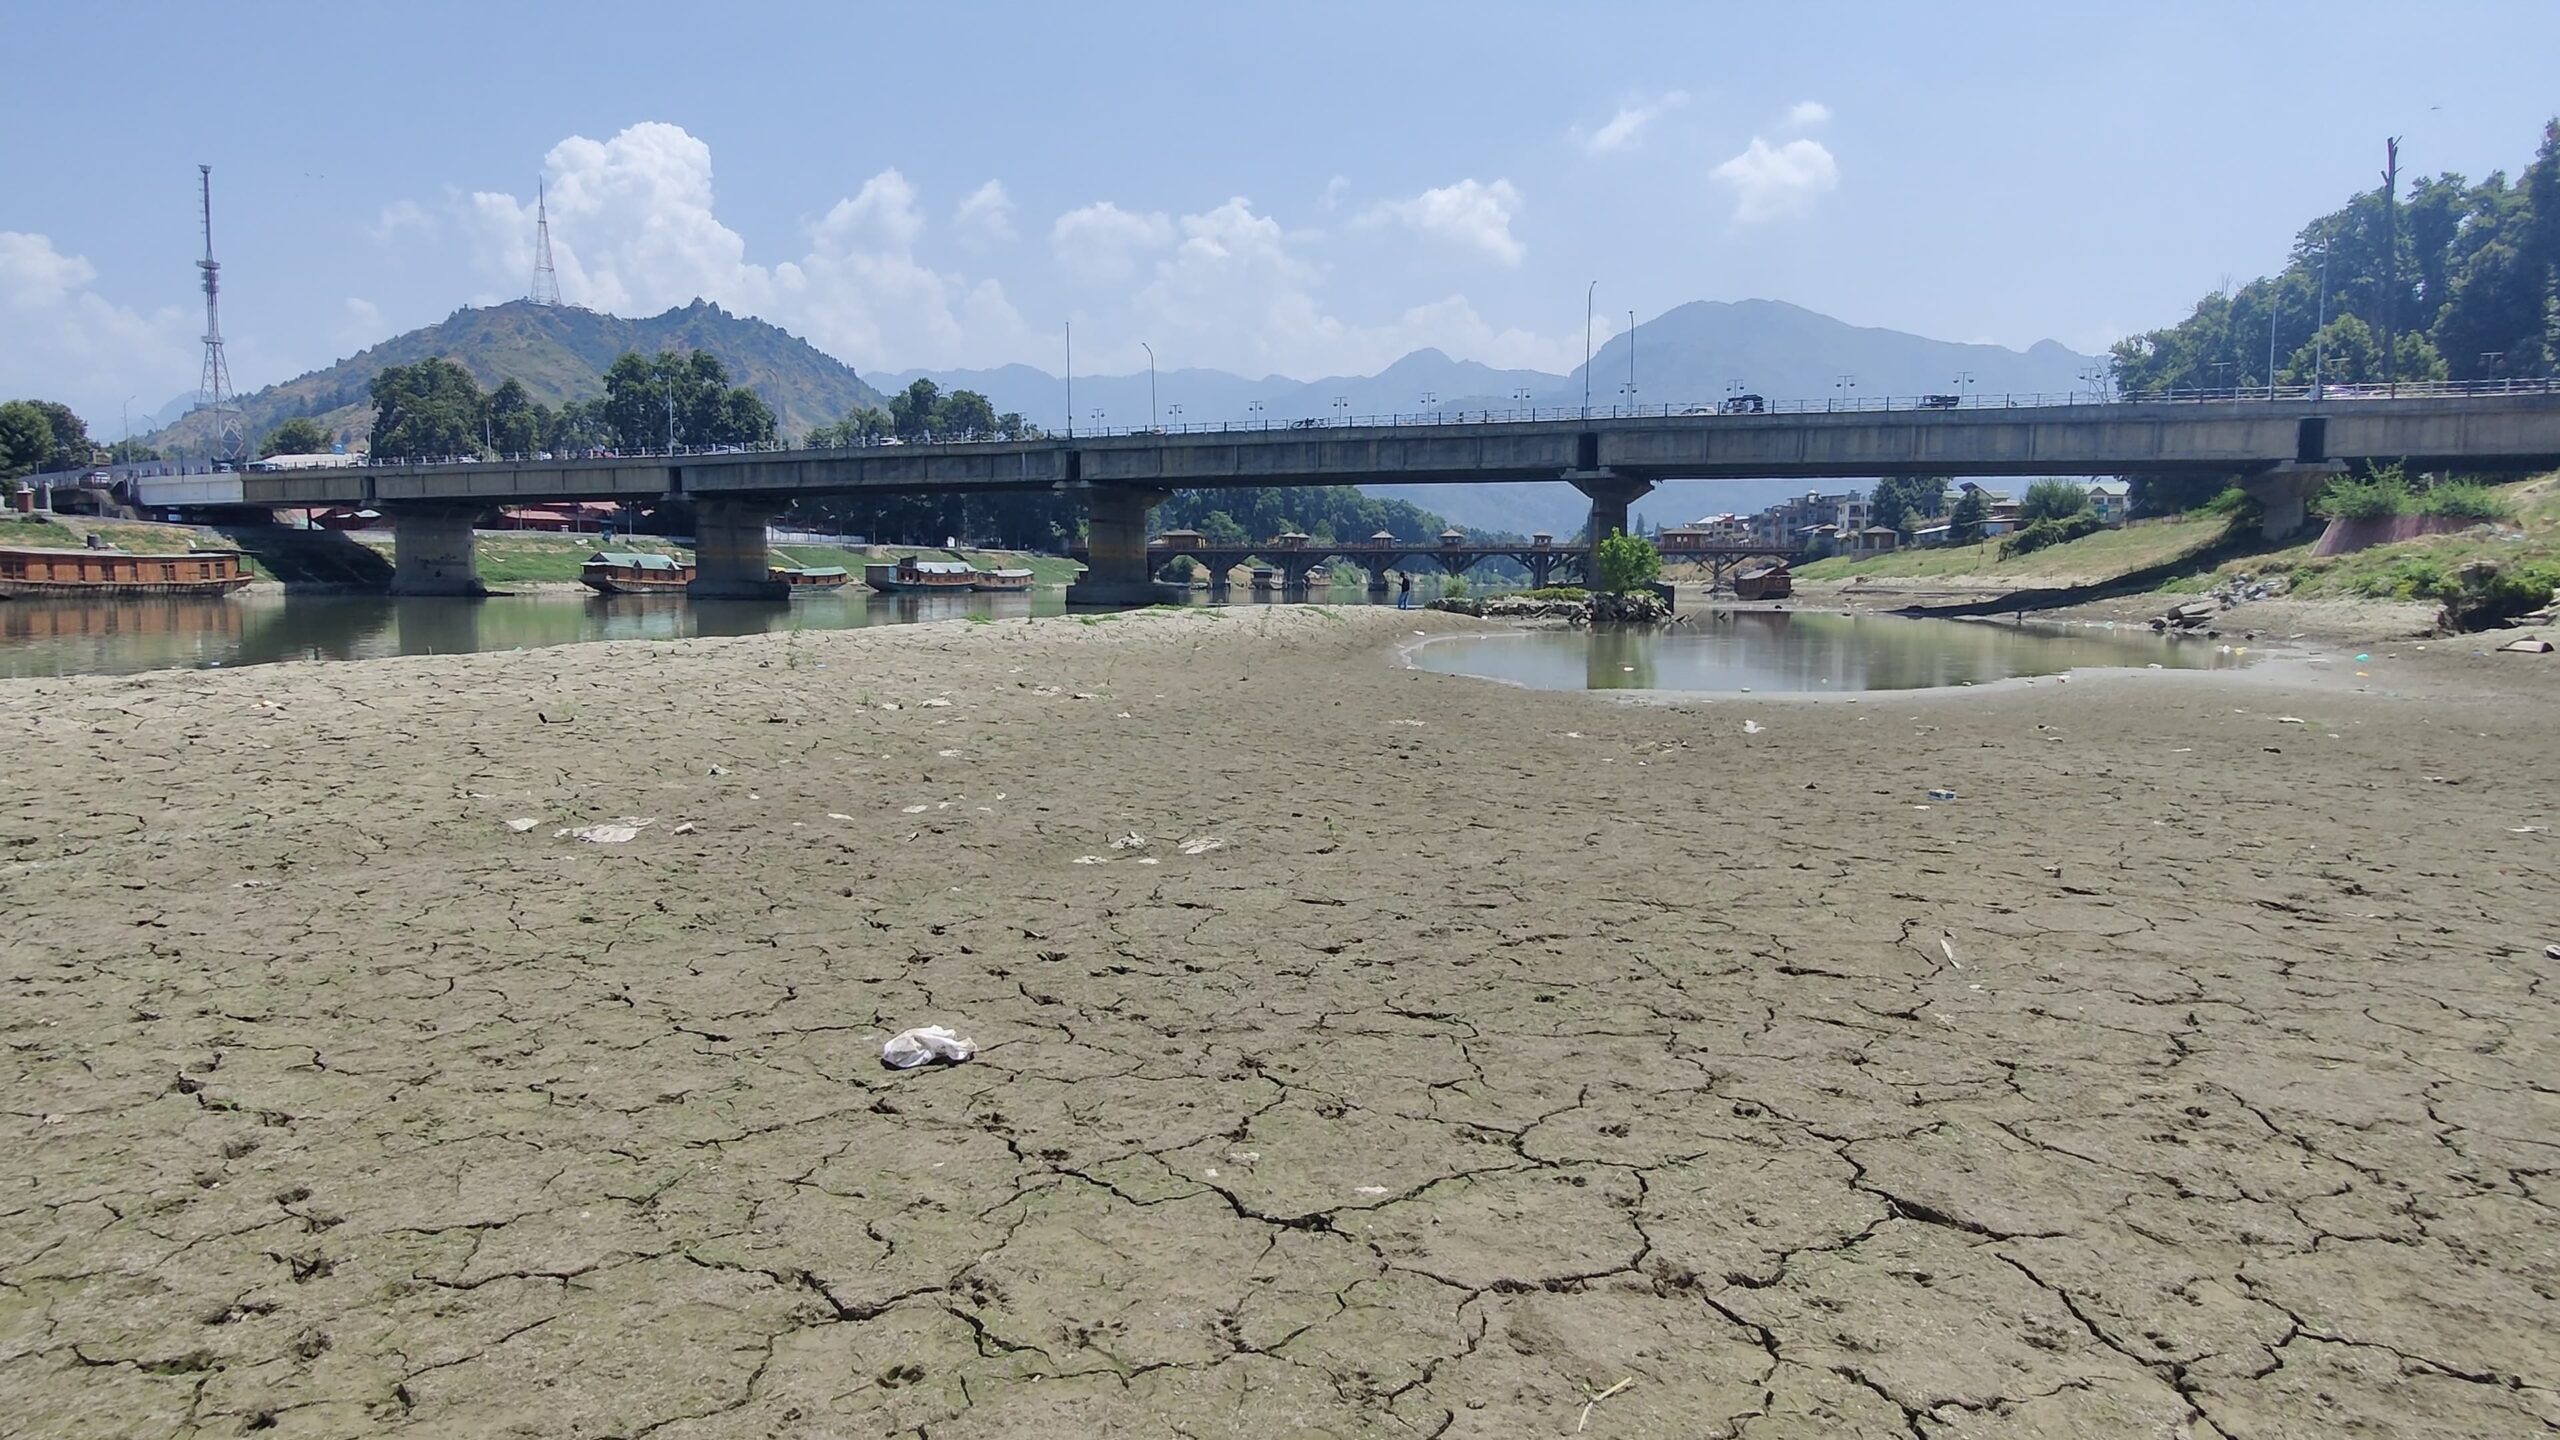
xmin=3 ymin=606 xmax=2556 ymax=1437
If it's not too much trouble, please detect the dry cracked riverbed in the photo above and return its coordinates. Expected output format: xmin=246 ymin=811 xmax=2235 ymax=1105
xmin=2 ymin=606 xmax=2556 ymax=1438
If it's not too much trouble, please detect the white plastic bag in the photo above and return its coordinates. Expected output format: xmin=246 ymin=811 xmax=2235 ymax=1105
xmin=881 ymin=1025 xmax=977 ymax=1069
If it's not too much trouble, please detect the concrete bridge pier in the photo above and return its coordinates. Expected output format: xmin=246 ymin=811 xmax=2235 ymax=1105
xmin=2244 ymin=462 xmax=2345 ymax=541
xmin=688 ymin=498 xmax=791 ymax=600
xmin=387 ymin=505 xmax=488 ymax=597
xmin=1067 ymin=484 xmax=1181 ymax=606
xmin=1361 ymin=559 xmax=1396 ymax=597
xmin=1571 ymin=472 xmax=1657 ymax=555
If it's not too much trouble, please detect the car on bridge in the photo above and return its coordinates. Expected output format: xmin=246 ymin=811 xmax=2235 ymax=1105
xmin=1718 ymin=394 xmax=1766 ymax=414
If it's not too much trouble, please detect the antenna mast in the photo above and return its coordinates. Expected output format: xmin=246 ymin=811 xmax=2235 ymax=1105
xmin=194 ymin=164 xmax=243 ymax=460
xmin=530 ymin=179 xmax=563 ymax=306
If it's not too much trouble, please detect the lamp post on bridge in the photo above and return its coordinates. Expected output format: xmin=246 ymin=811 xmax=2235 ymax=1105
xmin=1512 ymin=387 xmax=1533 ymax=418
xmin=1951 ymin=370 xmax=1976 ymax=405
xmin=1582 ymin=281 xmax=1597 ymax=418
xmin=1167 ymin=403 xmax=1183 ymax=430
xmin=1621 ymin=309 xmax=1636 ymax=412
xmin=1421 ymin=390 xmax=1437 ymax=422
xmin=1332 ymin=396 xmax=1348 ymax=427
xmin=1140 ymin=342 xmax=1156 ymax=431
xmin=1248 ymin=400 xmax=1264 ymax=429
xmin=1832 ymin=374 xmax=1856 ymax=412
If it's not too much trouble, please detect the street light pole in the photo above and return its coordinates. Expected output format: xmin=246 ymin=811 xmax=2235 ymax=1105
xmin=1141 ymin=341 xmax=1156 ymax=430
xmin=2314 ymin=237 xmax=2332 ymax=401
xmin=1583 ymin=281 xmax=1597 ymax=418
xmin=1626 ymin=309 xmax=1636 ymax=411
xmin=1064 ymin=321 xmax=1072 ymax=439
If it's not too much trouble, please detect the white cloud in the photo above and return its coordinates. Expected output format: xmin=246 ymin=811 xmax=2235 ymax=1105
xmin=369 ymin=200 xmax=433 ymax=245
xmin=1321 ymin=175 xmax=1350 ymax=211
xmin=953 ymin=180 xmax=1016 ymax=248
xmin=1049 ymin=201 xmax=1175 ymax=283
xmin=0 ymin=232 xmax=196 ymax=422
xmin=1711 ymin=137 xmax=1839 ymax=223
xmin=1581 ymin=90 xmax=1690 ymax=155
xmin=449 ymin=123 xmax=1032 ymax=372
xmin=1359 ymin=178 xmax=1526 ymax=266
xmin=337 ymin=297 xmax=385 ymax=349
xmin=814 ymin=168 xmax=925 ymax=254
xmin=1781 ymin=100 xmax=1831 ymax=129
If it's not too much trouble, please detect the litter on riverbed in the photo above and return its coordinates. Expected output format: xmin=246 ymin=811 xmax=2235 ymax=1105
xmin=1743 ymin=720 xmax=1764 ymax=735
xmin=1928 ymin=788 xmax=1959 ymax=801
xmin=881 ymin=1025 xmax=976 ymax=1069
xmin=504 ymin=818 xmax=538 ymax=833
xmin=557 ymin=817 xmax=653 ymax=844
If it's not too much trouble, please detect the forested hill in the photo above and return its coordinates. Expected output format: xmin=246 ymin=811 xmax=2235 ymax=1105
xmin=145 ymin=300 xmax=886 ymax=457
xmin=2114 ymin=119 xmax=2560 ymax=396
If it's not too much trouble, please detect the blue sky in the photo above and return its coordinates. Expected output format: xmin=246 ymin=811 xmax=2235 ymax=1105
xmin=6 ymin=0 xmax=2556 ymax=429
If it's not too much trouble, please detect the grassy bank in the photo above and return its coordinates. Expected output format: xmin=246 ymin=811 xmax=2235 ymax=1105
xmin=1793 ymin=512 xmax=2236 ymax=586
xmin=2180 ymin=472 xmax=2560 ymax=614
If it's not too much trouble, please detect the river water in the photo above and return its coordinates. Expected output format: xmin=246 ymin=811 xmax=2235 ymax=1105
xmin=0 ymin=590 xmax=1083 ymax=679
xmin=1408 ymin=610 xmax=2254 ymax=693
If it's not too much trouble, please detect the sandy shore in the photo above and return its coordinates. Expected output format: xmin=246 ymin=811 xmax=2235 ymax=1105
xmin=4 ymin=606 xmax=2558 ymax=1437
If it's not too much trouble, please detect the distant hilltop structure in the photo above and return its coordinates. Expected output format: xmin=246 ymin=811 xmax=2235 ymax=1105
xmin=529 ymin=178 xmax=564 ymax=308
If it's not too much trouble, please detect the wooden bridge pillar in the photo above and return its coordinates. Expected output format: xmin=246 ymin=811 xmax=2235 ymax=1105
xmin=386 ymin=504 xmax=487 ymax=597
xmin=688 ymin=498 xmax=790 ymax=600
xmin=1067 ymin=484 xmax=1179 ymax=606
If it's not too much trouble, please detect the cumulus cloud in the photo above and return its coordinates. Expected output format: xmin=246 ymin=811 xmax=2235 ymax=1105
xmin=369 ymin=200 xmax=433 ymax=245
xmin=1581 ymin=91 xmax=1690 ymax=154
xmin=1321 ymin=175 xmax=1350 ymax=210
xmin=953 ymin=180 xmax=1016 ymax=248
xmin=1711 ymin=136 xmax=1839 ymax=223
xmin=1359 ymin=178 xmax=1526 ymax=266
xmin=1781 ymin=100 xmax=1831 ymax=129
xmin=337 ymin=297 xmax=385 ymax=349
xmin=0 ymin=232 xmax=195 ymax=420
xmin=450 ymin=123 xmax=1032 ymax=371
xmin=1049 ymin=201 xmax=1175 ymax=283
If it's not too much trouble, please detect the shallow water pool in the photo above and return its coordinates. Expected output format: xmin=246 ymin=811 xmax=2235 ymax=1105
xmin=1408 ymin=611 xmax=2254 ymax=693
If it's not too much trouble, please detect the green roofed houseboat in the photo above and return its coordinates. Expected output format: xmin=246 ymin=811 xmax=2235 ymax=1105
xmin=580 ymin=551 xmax=695 ymax=594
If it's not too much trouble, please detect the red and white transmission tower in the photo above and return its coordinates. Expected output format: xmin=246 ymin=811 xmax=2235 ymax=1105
xmin=194 ymin=164 xmax=243 ymax=460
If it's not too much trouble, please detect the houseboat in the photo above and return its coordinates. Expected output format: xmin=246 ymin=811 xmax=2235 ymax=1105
xmin=971 ymin=566 xmax=1035 ymax=593
xmin=866 ymin=557 xmax=978 ymax=594
xmin=769 ymin=563 xmax=851 ymax=593
xmin=0 ymin=545 xmax=253 ymax=599
xmin=1731 ymin=561 xmax=1794 ymax=601
xmin=580 ymin=550 xmax=695 ymax=594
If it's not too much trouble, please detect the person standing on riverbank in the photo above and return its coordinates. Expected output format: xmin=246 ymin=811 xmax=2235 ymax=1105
xmin=1397 ymin=573 xmax=1413 ymax=609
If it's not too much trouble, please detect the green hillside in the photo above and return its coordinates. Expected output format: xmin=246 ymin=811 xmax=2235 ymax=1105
xmin=148 ymin=299 xmax=887 ymax=457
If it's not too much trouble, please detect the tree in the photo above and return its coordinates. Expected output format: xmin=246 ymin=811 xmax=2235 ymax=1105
xmin=0 ymin=401 xmax=56 ymax=479
xmin=808 ymin=406 xmax=893 ymax=447
xmin=1948 ymin=488 xmax=1990 ymax=545
xmin=370 ymin=358 xmax=488 ymax=458
xmin=485 ymin=379 xmax=546 ymax=455
xmin=1593 ymin=532 xmax=1663 ymax=594
xmin=259 ymin=417 xmax=332 ymax=455
xmin=889 ymin=379 xmax=941 ymax=441
xmin=2018 ymin=479 xmax=2093 ymax=524
xmin=26 ymin=401 xmax=90 ymax=470
xmin=600 ymin=350 xmax=778 ymax=450
xmin=1868 ymin=475 xmax=1948 ymax=536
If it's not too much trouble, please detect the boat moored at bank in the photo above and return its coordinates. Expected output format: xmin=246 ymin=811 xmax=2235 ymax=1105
xmin=769 ymin=563 xmax=851 ymax=593
xmin=866 ymin=557 xmax=978 ymax=594
xmin=0 ymin=545 xmax=253 ymax=599
xmin=580 ymin=551 xmax=695 ymax=594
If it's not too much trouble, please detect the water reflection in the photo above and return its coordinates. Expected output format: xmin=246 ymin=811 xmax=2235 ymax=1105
xmin=1413 ymin=611 xmax=2252 ymax=694
xmin=0 ymin=589 xmax=1062 ymax=679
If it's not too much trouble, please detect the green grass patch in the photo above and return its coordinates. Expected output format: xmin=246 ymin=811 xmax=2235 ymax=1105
xmin=1796 ymin=513 xmax=2235 ymax=584
xmin=0 ymin=517 xmax=87 ymax=549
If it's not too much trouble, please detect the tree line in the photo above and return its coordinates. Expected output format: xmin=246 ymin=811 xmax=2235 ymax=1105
xmin=2114 ymin=120 xmax=2559 ymax=398
xmin=365 ymin=350 xmax=779 ymax=460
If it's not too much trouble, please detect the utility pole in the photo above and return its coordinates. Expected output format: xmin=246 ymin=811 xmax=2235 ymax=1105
xmin=1625 ymin=309 xmax=1636 ymax=409
xmin=2381 ymin=136 xmax=2401 ymax=394
xmin=1583 ymin=281 xmax=1597 ymax=417
xmin=1064 ymin=322 xmax=1072 ymax=439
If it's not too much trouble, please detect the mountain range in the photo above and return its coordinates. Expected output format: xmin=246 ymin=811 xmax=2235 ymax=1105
xmin=880 ymin=300 xmax=2097 ymax=533
xmin=145 ymin=297 xmax=2093 ymax=535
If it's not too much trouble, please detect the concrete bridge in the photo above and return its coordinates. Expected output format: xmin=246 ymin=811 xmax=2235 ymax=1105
xmin=166 ymin=391 xmax=2560 ymax=603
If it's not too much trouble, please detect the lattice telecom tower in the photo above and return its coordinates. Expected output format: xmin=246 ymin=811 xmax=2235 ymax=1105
xmin=193 ymin=164 xmax=243 ymax=460
xmin=529 ymin=179 xmax=563 ymax=306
